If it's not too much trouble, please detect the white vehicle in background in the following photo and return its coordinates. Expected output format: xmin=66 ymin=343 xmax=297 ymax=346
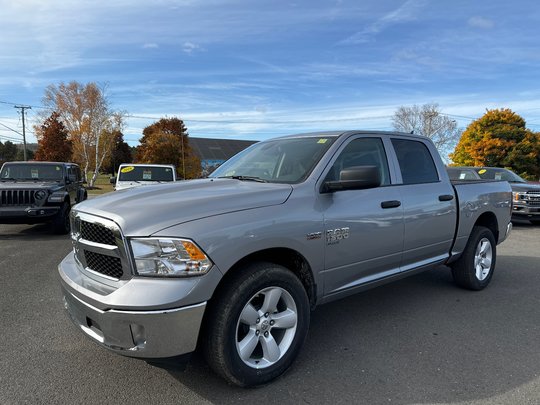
xmin=111 ymin=164 xmax=177 ymax=191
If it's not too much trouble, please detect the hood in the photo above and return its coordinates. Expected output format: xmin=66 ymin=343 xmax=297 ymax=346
xmin=76 ymin=178 xmax=293 ymax=236
xmin=510 ymin=182 xmax=540 ymax=193
xmin=0 ymin=181 xmax=63 ymax=190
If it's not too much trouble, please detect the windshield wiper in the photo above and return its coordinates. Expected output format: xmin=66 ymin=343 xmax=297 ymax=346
xmin=218 ymin=175 xmax=268 ymax=183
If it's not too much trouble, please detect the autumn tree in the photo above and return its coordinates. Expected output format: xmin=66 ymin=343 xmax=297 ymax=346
xmin=102 ymin=131 xmax=132 ymax=174
xmin=136 ymin=117 xmax=201 ymax=179
xmin=450 ymin=109 xmax=540 ymax=179
xmin=392 ymin=103 xmax=460 ymax=161
xmin=34 ymin=112 xmax=72 ymax=162
xmin=40 ymin=81 xmax=125 ymax=187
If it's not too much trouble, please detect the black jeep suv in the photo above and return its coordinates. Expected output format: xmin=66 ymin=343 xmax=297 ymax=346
xmin=0 ymin=161 xmax=87 ymax=234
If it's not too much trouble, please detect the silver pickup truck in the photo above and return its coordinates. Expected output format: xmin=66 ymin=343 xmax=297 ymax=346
xmin=59 ymin=131 xmax=512 ymax=387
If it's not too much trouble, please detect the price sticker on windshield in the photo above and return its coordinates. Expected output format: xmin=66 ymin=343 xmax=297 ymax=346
xmin=478 ymin=169 xmax=487 ymax=174
xmin=317 ymin=139 xmax=328 ymax=144
xmin=31 ymin=169 xmax=39 ymax=179
xmin=121 ymin=166 xmax=134 ymax=173
xmin=143 ymin=170 xmax=152 ymax=180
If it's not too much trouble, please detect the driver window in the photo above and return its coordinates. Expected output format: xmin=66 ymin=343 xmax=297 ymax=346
xmin=325 ymin=137 xmax=390 ymax=185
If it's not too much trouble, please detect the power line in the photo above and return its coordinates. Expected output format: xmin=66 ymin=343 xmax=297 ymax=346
xmin=0 ymin=121 xmax=23 ymax=136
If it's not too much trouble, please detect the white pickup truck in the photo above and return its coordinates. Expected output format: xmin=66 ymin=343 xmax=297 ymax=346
xmin=110 ymin=164 xmax=177 ymax=191
xmin=60 ymin=131 xmax=512 ymax=386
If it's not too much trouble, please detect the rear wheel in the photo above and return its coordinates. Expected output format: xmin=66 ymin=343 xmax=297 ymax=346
xmin=451 ymin=226 xmax=496 ymax=290
xmin=204 ymin=262 xmax=310 ymax=387
xmin=52 ymin=202 xmax=71 ymax=234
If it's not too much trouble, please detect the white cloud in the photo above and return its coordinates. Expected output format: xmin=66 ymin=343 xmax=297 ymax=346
xmin=468 ymin=16 xmax=495 ymax=29
xmin=340 ymin=0 xmax=427 ymax=44
xmin=183 ymin=42 xmax=201 ymax=54
xmin=143 ymin=43 xmax=159 ymax=49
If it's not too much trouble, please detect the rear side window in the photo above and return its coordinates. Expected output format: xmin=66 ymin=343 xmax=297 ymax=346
xmin=392 ymin=139 xmax=439 ymax=184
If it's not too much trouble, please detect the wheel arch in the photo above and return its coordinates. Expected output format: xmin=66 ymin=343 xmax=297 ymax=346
xmin=216 ymin=248 xmax=317 ymax=310
xmin=474 ymin=212 xmax=499 ymax=242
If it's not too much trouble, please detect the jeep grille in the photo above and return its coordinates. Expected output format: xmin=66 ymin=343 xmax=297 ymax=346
xmin=0 ymin=190 xmax=36 ymax=206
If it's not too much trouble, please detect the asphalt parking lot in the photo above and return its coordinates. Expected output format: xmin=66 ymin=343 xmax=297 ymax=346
xmin=0 ymin=219 xmax=539 ymax=405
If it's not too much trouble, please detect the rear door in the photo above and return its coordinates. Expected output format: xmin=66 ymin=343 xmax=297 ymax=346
xmin=389 ymin=138 xmax=457 ymax=271
xmin=320 ymin=135 xmax=404 ymax=296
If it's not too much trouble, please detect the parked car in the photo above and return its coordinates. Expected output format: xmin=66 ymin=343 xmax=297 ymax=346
xmin=450 ymin=166 xmax=540 ymax=224
xmin=59 ymin=131 xmax=512 ymax=387
xmin=0 ymin=161 xmax=87 ymax=233
xmin=110 ymin=164 xmax=177 ymax=191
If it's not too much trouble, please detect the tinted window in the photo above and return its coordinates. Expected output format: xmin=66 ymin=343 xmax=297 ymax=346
xmin=392 ymin=139 xmax=439 ymax=184
xmin=118 ymin=166 xmax=175 ymax=182
xmin=325 ymin=137 xmax=390 ymax=185
xmin=475 ymin=168 xmax=526 ymax=183
xmin=0 ymin=164 xmax=64 ymax=181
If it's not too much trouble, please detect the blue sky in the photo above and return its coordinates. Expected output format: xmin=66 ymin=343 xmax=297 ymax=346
xmin=1 ymin=0 xmax=540 ymax=147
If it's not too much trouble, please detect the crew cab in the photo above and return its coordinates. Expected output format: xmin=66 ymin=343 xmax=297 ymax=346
xmin=58 ymin=131 xmax=512 ymax=386
xmin=0 ymin=161 xmax=87 ymax=234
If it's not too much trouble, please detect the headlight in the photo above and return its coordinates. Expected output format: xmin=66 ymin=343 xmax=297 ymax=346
xmin=130 ymin=238 xmax=212 ymax=277
xmin=48 ymin=192 xmax=65 ymax=203
xmin=512 ymin=192 xmax=525 ymax=202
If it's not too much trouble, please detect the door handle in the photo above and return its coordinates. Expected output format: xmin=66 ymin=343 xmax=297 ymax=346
xmin=439 ymin=194 xmax=454 ymax=202
xmin=381 ymin=200 xmax=401 ymax=209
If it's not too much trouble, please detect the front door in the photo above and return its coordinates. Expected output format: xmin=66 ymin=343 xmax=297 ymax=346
xmin=320 ymin=136 xmax=404 ymax=296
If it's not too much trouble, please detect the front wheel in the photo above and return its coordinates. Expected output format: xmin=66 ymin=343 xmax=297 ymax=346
xmin=451 ymin=226 xmax=496 ymax=290
xmin=203 ymin=262 xmax=310 ymax=387
xmin=52 ymin=202 xmax=71 ymax=235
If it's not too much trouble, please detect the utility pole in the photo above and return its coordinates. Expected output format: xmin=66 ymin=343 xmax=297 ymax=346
xmin=14 ymin=105 xmax=31 ymax=161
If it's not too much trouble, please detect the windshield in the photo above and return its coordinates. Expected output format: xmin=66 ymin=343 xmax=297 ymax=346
xmin=209 ymin=136 xmax=337 ymax=183
xmin=0 ymin=163 xmax=64 ymax=181
xmin=475 ymin=167 xmax=526 ymax=183
xmin=118 ymin=166 xmax=175 ymax=182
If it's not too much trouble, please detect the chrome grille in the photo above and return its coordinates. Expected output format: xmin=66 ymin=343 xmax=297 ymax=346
xmin=81 ymin=221 xmax=116 ymax=245
xmin=84 ymin=251 xmax=123 ymax=279
xmin=526 ymin=191 xmax=540 ymax=207
xmin=71 ymin=212 xmax=131 ymax=281
xmin=0 ymin=190 xmax=36 ymax=206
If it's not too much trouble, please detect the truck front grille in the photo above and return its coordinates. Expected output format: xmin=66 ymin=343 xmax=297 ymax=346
xmin=84 ymin=251 xmax=123 ymax=279
xmin=71 ymin=212 xmax=131 ymax=280
xmin=526 ymin=191 xmax=540 ymax=207
xmin=81 ymin=221 xmax=116 ymax=245
xmin=0 ymin=190 xmax=36 ymax=206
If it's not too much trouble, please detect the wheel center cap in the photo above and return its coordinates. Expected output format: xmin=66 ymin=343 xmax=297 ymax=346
xmin=260 ymin=320 xmax=270 ymax=331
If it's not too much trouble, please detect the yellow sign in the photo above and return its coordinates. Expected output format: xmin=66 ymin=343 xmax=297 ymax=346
xmin=121 ymin=166 xmax=135 ymax=173
xmin=478 ymin=169 xmax=487 ymax=174
xmin=317 ymin=139 xmax=328 ymax=144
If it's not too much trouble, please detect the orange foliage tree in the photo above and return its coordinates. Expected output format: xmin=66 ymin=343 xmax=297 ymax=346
xmin=450 ymin=109 xmax=540 ymax=179
xmin=135 ymin=117 xmax=201 ymax=179
xmin=34 ymin=112 xmax=72 ymax=162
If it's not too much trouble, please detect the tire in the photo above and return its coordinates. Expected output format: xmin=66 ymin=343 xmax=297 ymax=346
xmin=52 ymin=202 xmax=71 ymax=235
xmin=203 ymin=262 xmax=310 ymax=387
xmin=451 ymin=226 xmax=496 ymax=290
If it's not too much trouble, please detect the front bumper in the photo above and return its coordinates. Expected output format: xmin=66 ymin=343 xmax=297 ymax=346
xmin=512 ymin=203 xmax=540 ymax=218
xmin=0 ymin=206 xmax=60 ymax=224
xmin=62 ymin=286 xmax=206 ymax=358
xmin=58 ymin=252 xmax=221 ymax=359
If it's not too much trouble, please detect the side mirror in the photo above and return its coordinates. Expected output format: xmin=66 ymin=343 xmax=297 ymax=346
xmin=321 ymin=166 xmax=381 ymax=193
xmin=110 ymin=176 xmax=116 ymax=184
